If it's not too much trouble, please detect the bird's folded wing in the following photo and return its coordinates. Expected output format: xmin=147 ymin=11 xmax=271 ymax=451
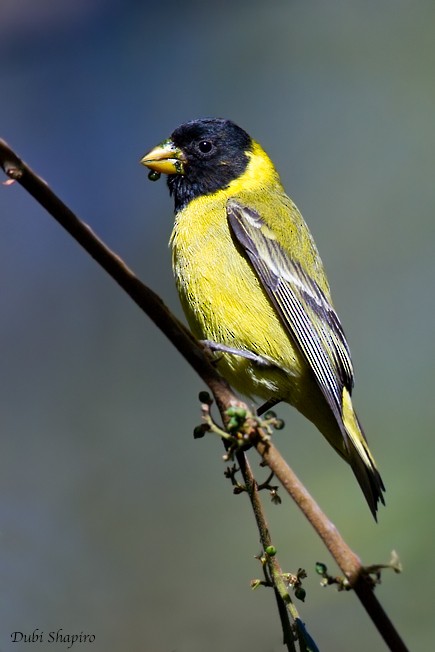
xmin=227 ymin=199 xmax=354 ymax=425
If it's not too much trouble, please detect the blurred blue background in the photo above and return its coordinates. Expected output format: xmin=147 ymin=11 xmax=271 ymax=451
xmin=1 ymin=1 xmax=434 ymax=650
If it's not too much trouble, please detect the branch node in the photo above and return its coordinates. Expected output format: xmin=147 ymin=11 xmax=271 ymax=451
xmin=2 ymin=160 xmax=23 ymax=180
xmin=282 ymin=568 xmax=308 ymax=602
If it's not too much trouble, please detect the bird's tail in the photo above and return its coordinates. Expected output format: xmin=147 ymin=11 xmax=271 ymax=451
xmin=341 ymin=388 xmax=385 ymax=520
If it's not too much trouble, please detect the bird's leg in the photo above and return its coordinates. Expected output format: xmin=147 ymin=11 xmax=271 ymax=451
xmin=200 ymin=340 xmax=283 ymax=416
xmin=200 ymin=340 xmax=274 ymax=367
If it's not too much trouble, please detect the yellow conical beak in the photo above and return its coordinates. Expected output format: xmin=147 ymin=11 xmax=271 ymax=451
xmin=140 ymin=138 xmax=186 ymax=175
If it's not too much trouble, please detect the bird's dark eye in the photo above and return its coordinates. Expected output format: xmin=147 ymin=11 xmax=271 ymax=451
xmin=197 ymin=140 xmax=213 ymax=154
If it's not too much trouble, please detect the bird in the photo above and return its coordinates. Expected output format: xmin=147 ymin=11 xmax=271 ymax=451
xmin=141 ymin=117 xmax=385 ymax=519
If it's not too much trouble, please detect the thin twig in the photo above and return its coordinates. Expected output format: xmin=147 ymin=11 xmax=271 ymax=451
xmin=0 ymin=139 xmax=409 ymax=652
xmin=236 ymin=451 xmax=296 ymax=651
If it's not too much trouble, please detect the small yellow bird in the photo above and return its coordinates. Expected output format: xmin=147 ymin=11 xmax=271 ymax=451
xmin=141 ymin=118 xmax=385 ymax=519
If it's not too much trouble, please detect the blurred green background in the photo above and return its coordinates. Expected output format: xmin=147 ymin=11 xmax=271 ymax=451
xmin=1 ymin=1 xmax=434 ymax=650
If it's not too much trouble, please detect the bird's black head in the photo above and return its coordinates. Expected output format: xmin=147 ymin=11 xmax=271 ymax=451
xmin=169 ymin=118 xmax=253 ymax=209
xmin=142 ymin=118 xmax=253 ymax=211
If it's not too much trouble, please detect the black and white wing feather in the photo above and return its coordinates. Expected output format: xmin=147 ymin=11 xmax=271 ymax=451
xmin=227 ymin=199 xmax=353 ymax=425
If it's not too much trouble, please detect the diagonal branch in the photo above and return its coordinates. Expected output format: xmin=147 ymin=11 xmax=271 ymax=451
xmin=0 ymin=139 xmax=409 ymax=652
